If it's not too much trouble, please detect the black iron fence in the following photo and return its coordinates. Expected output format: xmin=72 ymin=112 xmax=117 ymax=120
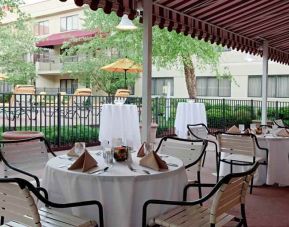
xmin=0 ymin=93 xmax=288 ymax=149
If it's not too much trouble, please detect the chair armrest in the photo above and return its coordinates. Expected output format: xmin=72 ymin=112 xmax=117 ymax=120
xmin=183 ymin=182 xmax=216 ymax=201
xmin=142 ymin=198 xmax=209 ymax=227
xmin=0 ymin=152 xmax=41 ymax=187
xmin=40 ymin=198 xmax=104 ymax=227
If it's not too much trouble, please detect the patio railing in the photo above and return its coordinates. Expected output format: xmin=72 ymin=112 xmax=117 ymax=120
xmin=0 ymin=93 xmax=288 ymax=150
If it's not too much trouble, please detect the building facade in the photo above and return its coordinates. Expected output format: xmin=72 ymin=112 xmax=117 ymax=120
xmin=3 ymin=0 xmax=289 ymax=99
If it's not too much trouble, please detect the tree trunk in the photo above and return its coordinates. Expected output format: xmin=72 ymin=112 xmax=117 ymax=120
xmin=182 ymin=55 xmax=197 ymax=99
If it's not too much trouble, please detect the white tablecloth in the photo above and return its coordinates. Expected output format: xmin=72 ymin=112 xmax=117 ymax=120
xmin=42 ymin=152 xmax=188 ymax=227
xmin=220 ymin=134 xmax=289 ymax=186
xmin=99 ymin=104 xmax=141 ymax=150
xmin=174 ymin=102 xmax=207 ymax=138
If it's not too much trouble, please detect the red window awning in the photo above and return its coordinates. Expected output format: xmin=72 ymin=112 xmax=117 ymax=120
xmin=36 ymin=30 xmax=98 ymax=47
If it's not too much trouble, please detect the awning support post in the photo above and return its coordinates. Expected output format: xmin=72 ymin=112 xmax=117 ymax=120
xmin=261 ymin=40 xmax=268 ymax=125
xmin=141 ymin=0 xmax=152 ymax=143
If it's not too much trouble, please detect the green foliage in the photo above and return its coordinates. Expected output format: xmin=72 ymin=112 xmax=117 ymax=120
xmin=0 ymin=1 xmax=36 ymax=85
xmin=62 ymin=8 xmax=222 ymax=96
xmin=0 ymin=0 xmax=25 ymax=21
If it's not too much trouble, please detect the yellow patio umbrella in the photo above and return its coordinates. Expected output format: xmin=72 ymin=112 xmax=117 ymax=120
xmin=101 ymin=58 xmax=142 ymax=88
xmin=0 ymin=73 xmax=8 ymax=81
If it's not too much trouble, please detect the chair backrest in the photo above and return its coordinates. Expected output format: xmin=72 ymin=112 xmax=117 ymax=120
xmin=0 ymin=180 xmax=41 ymax=226
xmin=0 ymin=136 xmax=52 ymax=179
xmin=209 ymin=163 xmax=258 ymax=224
xmin=274 ymin=119 xmax=285 ymax=127
xmin=114 ymin=89 xmax=130 ymax=104
xmin=9 ymin=85 xmax=35 ymax=106
xmin=217 ymin=133 xmax=256 ymax=157
xmin=155 ymin=137 xmax=207 ymax=169
xmin=69 ymin=88 xmax=92 ymax=106
xmin=115 ymin=89 xmax=130 ymax=97
xmin=187 ymin=123 xmax=209 ymax=140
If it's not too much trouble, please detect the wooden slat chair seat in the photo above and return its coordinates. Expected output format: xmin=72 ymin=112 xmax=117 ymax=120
xmin=0 ymin=178 xmax=103 ymax=227
xmin=216 ymin=132 xmax=268 ymax=194
xmin=0 ymin=136 xmax=56 ymax=187
xmin=155 ymin=137 xmax=207 ymax=199
xmin=142 ymin=163 xmax=260 ymax=227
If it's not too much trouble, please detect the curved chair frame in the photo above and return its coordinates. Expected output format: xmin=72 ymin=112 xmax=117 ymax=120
xmin=0 ymin=177 xmax=104 ymax=227
xmin=155 ymin=136 xmax=208 ymax=199
xmin=187 ymin=123 xmax=219 ymax=181
xmin=142 ymin=162 xmax=260 ymax=227
xmin=0 ymin=136 xmax=56 ymax=187
xmin=216 ymin=132 xmax=268 ymax=193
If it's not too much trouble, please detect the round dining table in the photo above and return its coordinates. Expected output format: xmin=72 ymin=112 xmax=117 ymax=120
xmin=219 ymin=134 xmax=289 ymax=186
xmin=99 ymin=104 xmax=141 ymax=150
xmin=42 ymin=151 xmax=188 ymax=227
xmin=174 ymin=102 xmax=207 ymax=139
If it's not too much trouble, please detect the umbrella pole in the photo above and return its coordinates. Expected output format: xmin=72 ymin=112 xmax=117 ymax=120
xmin=124 ymin=69 xmax=127 ymax=88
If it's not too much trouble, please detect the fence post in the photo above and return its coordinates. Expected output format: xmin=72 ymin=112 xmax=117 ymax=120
xmin=57 ymin=92 xmax=61 ymax=148
xmin=222 ymin=98 xmax=226 ymax=131
xmin=154 ymin=97 xmax=159 ymax=124
xmin=250 ymin=99 xmax=254 ymax=120
xmin=275 ymin=101 xmax=279 ymax=119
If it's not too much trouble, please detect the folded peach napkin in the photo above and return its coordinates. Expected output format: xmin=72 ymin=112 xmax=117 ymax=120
xmin=277 ymin=128 xmax=289 ymax=137
xmin=68 ymin=150 xmax=98 ymax=172
xmin=226 ymin=125 xmax=241 ymax=134
xmin=67 ymin=147 xmax=79 ymax=157
xmin=137 ymin=143 xmax=145 ymax=157
xmin=139 ymin=152 xmax=168 ymax=171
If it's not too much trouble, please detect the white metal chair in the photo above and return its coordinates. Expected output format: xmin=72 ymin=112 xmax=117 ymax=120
xmin=155 ymin=136 xmax=208 ymax=199
xmin=142 ymin=162 xmax=259 ymax=227
xmin=114 ymin=89 xmax=130 ymax=104
xmin=273 ymin=119 xmax=288 ymax=128
xmin=0 ymin=177 xmax=103 ymax=227
xmin=187 ymin=123 xmax=219 ymax=180
xmin=216 ymin=132 xmax=268 ymax=193
xmin=0 ymin=136 xmax=56 ymax=188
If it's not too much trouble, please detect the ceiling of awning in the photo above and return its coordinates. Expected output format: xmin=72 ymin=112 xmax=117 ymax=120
xmin=59 ymin=0 xmax=289 ymax=65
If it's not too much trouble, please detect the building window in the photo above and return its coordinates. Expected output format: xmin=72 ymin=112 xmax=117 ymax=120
xmin=152 ymin=78 xmax=174 ymax=96
xmin=197 ymin=77 xmax=231 ymax=97
xmin=60 ymin=15 xmax=79 ymax=32
xmin=60 ymin=79 xmax=78 ymax=94
xmin=34 ymin=20 xmax=49 ymax=36
xmin=248 ymin=75 xmax=289 ymax=98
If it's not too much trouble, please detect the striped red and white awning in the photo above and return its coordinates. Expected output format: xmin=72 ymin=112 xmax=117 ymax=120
xmin=60 ymin=0 xmax=289 ymax=65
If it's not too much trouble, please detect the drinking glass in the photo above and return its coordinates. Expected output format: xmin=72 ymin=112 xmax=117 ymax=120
xmin=75 ymin=142 xmax=85 ymax=156
xmin=144 ymin=142 xmax=154 ymax=154
xmin=239 ymin=124 xmax=245 ymax=132
xmin=103 ymin=148 xmax=114 ymax=166
xmin=250 ymin=123 xmax=257 ymax=130
xmin=112 ymin=138 xmax=122 ymax=147
xmin=102 ymin=140 xmax=110 ymax=149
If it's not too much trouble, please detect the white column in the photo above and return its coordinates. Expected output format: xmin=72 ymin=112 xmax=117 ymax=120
xmin=261 ymin=40 xmax=269 ymax=125
xmin=141 ymin=0 xmax=152 ymax=143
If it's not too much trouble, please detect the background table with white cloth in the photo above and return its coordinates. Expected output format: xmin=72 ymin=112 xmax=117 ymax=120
xmin=99 ymin=104 xmax=141 ymax=150
xmin=174 ymin=102 xmax=207 ymax=138
xmin=219 ymin=134 xmax=289 ymax=186
xmin=42 ymin=152 xmax=188 ymax=227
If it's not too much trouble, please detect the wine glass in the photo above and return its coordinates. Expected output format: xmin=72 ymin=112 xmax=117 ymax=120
xmin=75 ymin=142 xmax=85 ymax=156
xmin=239 ymin=124 xmax=245 ymax=132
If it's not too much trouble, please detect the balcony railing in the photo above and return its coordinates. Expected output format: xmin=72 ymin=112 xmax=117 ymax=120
xmin=0 ymin=94 xmax=288 ymax=150
xmin=36 ymin=55 xmax=82 ymax=72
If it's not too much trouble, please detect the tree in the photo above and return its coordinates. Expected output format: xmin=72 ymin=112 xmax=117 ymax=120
xmin=0 ymin=0 xmax=36 ymax=85
xmin=0 ymin=0 xmax=24 ymax=21
xmin=63 ymin=8 xmax=225 ymax=98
